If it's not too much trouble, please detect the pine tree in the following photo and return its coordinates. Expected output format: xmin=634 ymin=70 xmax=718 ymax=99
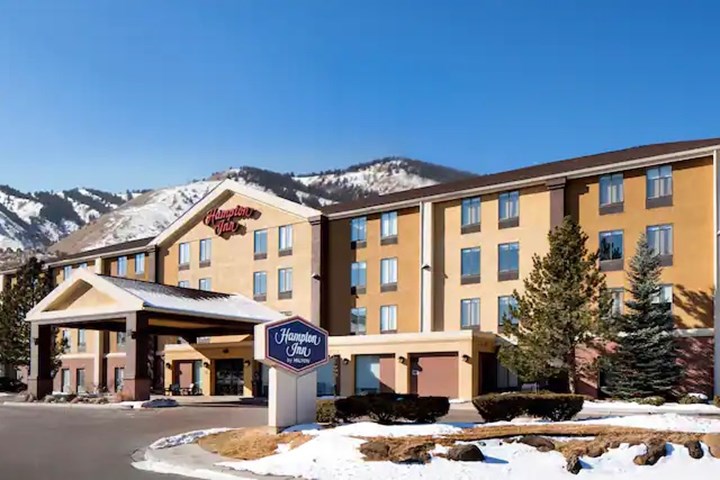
xmin=603 ymin=235 xmax=681 ymax=398
xmin=0 ymin=257 xmax=66 ymax=375
xmin=498 ymin=216 xmax=612 ymax=393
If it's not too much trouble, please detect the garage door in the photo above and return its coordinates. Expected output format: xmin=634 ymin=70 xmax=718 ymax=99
xmin=409 ymin=352 xmax=458 ymax=398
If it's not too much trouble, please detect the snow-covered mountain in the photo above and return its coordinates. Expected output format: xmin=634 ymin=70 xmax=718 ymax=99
xmin=1 ymin=157 xmax=472 ymax=263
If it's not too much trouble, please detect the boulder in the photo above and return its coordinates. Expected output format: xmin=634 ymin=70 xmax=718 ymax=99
xmin=70 ymin=396 xmax=82 ymax=404
xmin=43 ymin=395 xmax=56 ymax=403
xmin=633 ymin=440 xmax=667 ymax=466
xmin=447 ymin=444 xmax=484 ymax=462
xmin=566 ymin=454 xmax=582 ymax=475
xmin=702 ymin=433 xmax=720 ymax=458
xmin=585 ymin=445 xmax=605 ymax=458
xmin=360 ymin=441 xmax=390 ymax=461
xmin=518 ymin=435 xmax=555 ymax=452
xmin=393 ymin=442 xmax=433 ymax=464
xmin=684 ymin=440 xmax=704 ymax=459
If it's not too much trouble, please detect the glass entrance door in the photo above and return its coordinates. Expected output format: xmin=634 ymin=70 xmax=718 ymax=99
xmin=214 ymin=359 xmax=244 ymax=395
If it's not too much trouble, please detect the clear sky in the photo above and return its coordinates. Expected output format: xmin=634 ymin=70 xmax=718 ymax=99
xmin=2 ymin=0 xmax=720 ymax=192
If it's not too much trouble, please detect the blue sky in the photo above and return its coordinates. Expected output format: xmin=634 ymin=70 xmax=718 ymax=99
xmin=1 ymin=1 xmax=720 ymax=192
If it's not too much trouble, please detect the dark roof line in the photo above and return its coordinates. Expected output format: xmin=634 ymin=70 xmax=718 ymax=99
xmin=101 ymin=274 xmax=233 ymax=300
xmin=49 ymin=236 xmax=155 ymax=264
xmin=321 ymin=138 xmax=720 ymax=214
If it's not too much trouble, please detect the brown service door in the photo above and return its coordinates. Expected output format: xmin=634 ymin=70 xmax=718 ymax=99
xmin=409 ymin=352 xmax=458 ymax=398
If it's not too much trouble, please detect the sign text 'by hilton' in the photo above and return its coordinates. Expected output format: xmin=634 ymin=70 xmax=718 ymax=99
xmin=203 ymin=205 xmax=259 ymax=237
xmin=265 ymin=317 xmax=329 ymax=374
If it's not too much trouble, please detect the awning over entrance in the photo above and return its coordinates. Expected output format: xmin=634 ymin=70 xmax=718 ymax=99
xmin=25 ymin=269 xmax=284 ymax=400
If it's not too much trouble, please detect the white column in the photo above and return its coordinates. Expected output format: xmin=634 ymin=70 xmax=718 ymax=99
xmin=94 ymin=257 xmax=104 ymax=274
xmin=0 ymin=274 xmax=5 ymax=294
xmin=268 ymin=369 xmax=317 ymax=429
xmin=714 ymin=150 xmax=720 ymax=397
xmin=420 ymin=201 xmax=434 ymax=332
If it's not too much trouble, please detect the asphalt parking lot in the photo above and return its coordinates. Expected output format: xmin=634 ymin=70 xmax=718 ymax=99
xmin=0 ymin=403 xmax=268 ymax=480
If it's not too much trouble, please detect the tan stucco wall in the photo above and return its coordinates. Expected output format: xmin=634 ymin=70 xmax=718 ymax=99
xmin=51 ymin=260 xmax=96 ymax=287
xmin=159 ymin=191 xmax=313 ymax=320
xmin=104 ymin=254 xmax=151 ymax=281
xmin=567 ymin=155 xmax=714 ymax=329
xmin=325 ymin=207 xmax=421 ymax=336
xmin=432 ymin=186 xmax=551 ymax=333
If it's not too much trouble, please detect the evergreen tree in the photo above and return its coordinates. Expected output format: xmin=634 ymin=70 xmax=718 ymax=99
xmin=603 ymin=235 xmax=681 ymax=398
xmin=0 ymin=257 xmax=65 ymax=375
xmin=498 ymin=216 xmax=612 ymax=393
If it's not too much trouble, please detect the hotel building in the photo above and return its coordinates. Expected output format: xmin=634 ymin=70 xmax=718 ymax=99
xmin=2 ymin=139 xmax=719 ymax=400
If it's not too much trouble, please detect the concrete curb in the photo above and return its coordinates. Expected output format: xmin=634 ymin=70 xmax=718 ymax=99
xmin=134 ymin=443 xmax=291 ymax=479
xmin=1 ymin=401 xmax=135 ymax=409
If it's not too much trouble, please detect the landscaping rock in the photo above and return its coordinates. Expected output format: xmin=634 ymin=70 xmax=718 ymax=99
xmin=43 ymin=395 xmax=56 ymax=403
xmin=518 ymin=435 xmax=555 ymax=452
xmin=702 ymin=433 xmax=720 ymax=458
xmin=633 ymin=440 xmax=666 ymax=466
xmin=684 ymin=440 xmax=704 ymax=459
xmin=585 ymin=445 xmax=606 ymax=458
xmin=70 ymin=396 xmax=82 ymax=404
xmin=141 ymin=398 xmax=178 ymax=409
xmin=360 ymin=441 xmax=390 ymax=461
xmin=393 ymin=442 xmax=433 ymax=464
xmin=14 ymin=392 xmax=35 ymax=403
xmin=566 ymin=454 xmax=582 ymax=475
xmin=447 ymin=444 xmax=484 ymax=462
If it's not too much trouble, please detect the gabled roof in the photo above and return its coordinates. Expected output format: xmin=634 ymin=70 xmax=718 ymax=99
xmin=151 ymin=179 xmax=322 ymax=246
xmin=322 ymin=138 xmax=720 ymax=215
xmin=27 ymin=268 xmax=284 ymax=324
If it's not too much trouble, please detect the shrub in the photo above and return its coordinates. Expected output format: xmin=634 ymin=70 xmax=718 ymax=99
xmin=678 ymin=394 xmax=707 ymax=405
xmin=714 ymin=396 xmax=720 ymax=408
xmin=316 ymin=399 xmax=337 ymax=423
xmin=472 ymin=393 xmax=584 ymax=422
xmin=633 ymin=396 xmax=666 ymax=406
xmin=333 ymin=393 xmax=449 ymax=425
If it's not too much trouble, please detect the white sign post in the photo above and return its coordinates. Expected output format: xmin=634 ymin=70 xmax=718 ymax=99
xmin=254 ymin=316 xmax=329 ymax=429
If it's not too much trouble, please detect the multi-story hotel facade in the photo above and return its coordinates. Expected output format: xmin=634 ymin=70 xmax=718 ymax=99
xmin=3 ymin=139 xmax=719 ymax=400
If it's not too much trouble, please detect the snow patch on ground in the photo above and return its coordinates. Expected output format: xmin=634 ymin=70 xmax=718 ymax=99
xmin=150 ymin=428 xmax=234 ymax=450
xmin=584 ymin=400 xmax=720 ymax=416
xmin=133 ymin=459 xmax=252 ymax=480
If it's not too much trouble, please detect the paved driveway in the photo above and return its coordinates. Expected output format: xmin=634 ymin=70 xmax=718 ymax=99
xmin=0 ymin=403 xmax=268 ymax=480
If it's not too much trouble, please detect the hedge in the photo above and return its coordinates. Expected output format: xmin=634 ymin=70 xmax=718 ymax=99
xmin=335 ymin=393 xmax=450 ymax=424
xmin=633 ymin=396 xmax=666 ymax=406
xmin=316 ymin=399 xmax=337 ymax=423
xmin=472 ymin=392 xmax=584 ymax=422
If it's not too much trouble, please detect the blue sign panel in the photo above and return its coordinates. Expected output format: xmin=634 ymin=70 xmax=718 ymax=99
xmin=265 ymin=317 xmax=329 ymax=374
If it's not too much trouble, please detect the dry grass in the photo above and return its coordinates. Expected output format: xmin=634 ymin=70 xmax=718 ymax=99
xmin=198 ymin=427 xmax=312 ymax=460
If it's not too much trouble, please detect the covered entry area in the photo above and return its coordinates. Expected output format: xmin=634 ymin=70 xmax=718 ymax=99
xmin=25 ymin=269 xmax=283 ymax=400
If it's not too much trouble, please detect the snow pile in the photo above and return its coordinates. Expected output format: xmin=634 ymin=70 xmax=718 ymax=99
xmin=584 ymin=400 xmax=720 ymax=415
xmin=219 ymin=416 xmax=720 ymax=480
xmin=149 ymin=428 xmax=234 ymax=450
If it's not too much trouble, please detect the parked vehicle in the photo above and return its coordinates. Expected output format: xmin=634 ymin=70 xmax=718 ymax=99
xmin=0 ymin=377 xmax=26 ymax=393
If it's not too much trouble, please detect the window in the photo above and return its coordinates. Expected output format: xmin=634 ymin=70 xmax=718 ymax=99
xmin=278 ymin=268 xmax=293 ymax=299
xmin=63 ymin=265 xmax=72 ymax=280
xmin=351 ymin=261 xmax=367 ymax=293
xmin=647 ymin=225 xmax=673 ymax=264
xmin=79 ymin=262 xmax=88 ymax=269
xmin=652 ymin=284 xmax=673 ymax=309
xmin=380 ymin=305 xmax=397 ymax=332
xmin=498 ymin=295 xmax=518 ymax=326
xmin=380 ymin=211 xmax=398 ymax=243
xmin=497 ymin=363 xmax=519 ymax=390
xmin=461 ymin=197 xmax=481 ymax=231
xmin=253 ymin=271 xmax=267 ymax=300
xmin=117 ymin=256 xmax=127 ymax=276
xmin=499 ymin=191 xmax=519 ymax=226
xmin=177 ymin=280 xmax=190 ymax=288
xmin=198 ymin=278 xmax=212 ymax=291
xmin=254 ymin=230 xmax=268 ymax=259
xmin=610 ymin=288 xmax=624 ymax=316
xmin=380 ymin=257 xmax=398 ymax=291
xmin=599 ymin=230 xmax=623 ymax=270
xmin=355 ymin=355 xmax=380 ymax=394
xmin=199 ymin=238 xmax=212 ymax=265
xmin=350 ymin=217 xmax=367 ymax=245
xmin=461 ymin=298 xmax=480 ymax=328
xmin=114 ymin=367 xmax=124 ymax=392
xmin=61 ymin=368 xmax=70 ymax=393
xmin=351 ymin=307 xmax=367 ymax=335
xmin=76 ymin=368 xmax=86 ymax=394
xmin=134 ymin=253 xmax=145 ymax=275
xmin=279 ymin=225 xmax=293 ymax=254
xmin=77 ymin=329 xmax=86 ymax=352
xmin=461 ymin=247 xmax=481 ymax=284
xmin=498 ymin=242 xmax=519 ymax=280
xmin=599 ymin=173 xmax=624 ymax=208
xmin=116 ymin=332 xmax=126 ymax=347
xmin=647 ymin=165 xmax=672 ymax=199
xmin=192 ymin=360 xmax=203 ymax=390
xmin=62 ymin=329 xmax=71 ymax=352
xmin=179 ymin=242 xmax=190 ymax=267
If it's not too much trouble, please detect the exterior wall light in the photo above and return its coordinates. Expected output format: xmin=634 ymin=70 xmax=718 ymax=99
xmin=342 ymin=358 xmax=350 ymax=365
xmin=244 ymin=360 xmax=251 ymax=367
xmin=165 ymin=362 xmax=172 ymax=369
xmin=398 ymin=356 xmax=407 ymax=364
xmin=203 ymin=361 xmax=210 ymax=369
xmin=462 ymin=354 xmax=471 ymax=363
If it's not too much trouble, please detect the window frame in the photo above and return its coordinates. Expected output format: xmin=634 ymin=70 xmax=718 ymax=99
xmin=498 ymin=295 xmax=518 ymax=326
xmin=278 ymin=267 xmax=293 ymax=299
xmin=253 ymin=271 xmax=267 ymax=301
xmin=460 ymin=298 xmax=481 ymax=329
xmin=646 ymin=224 xmax=674 ymax=266
xmin=134 ymin=253 xmax=146 ymax=275
xmin=380 ymin=211 xmax=398 ymax=244
xmin=117 ymin=256 xmax=128 ymax=277
xmin=254 ymin=229 xmax=268 ymax=260
xmin=599 ymin=230 xmax=624 ymax=271
xmin=599 ymin=173 xmax=624 ymax=214
xmin=609 ymin=288 xmax=624 ymax=316
xmin=350 ymin=261 xmax=367 ymax=294
xmin=380 ymin=305 xmax=398 ymax=333
xmin=63 ymin=265 xmax=72 ymax=280
xmin=350 ymin=217 xmax=367 ymax=247
xmin=460 ymin=247 xmax=481 ymax=284
xmin=178 ymin=242 xmax=191 ymax=269
xmin=498 ymin=191 xmax=520 ymax=228
xmin=77 ymin=328 xmax=86 ymax=352
xmin=461 ymin=197 xmax=481 ymax=233
xmin=278 ymin=225 xmax=293 ymax=256
xmin=380 ymin=257 xmax=398 ymax=291
xmin=198 ymin=277 xmax=212 ymax=291
xmin=177 ymin=280 xmax=190 ymax=288
xmin=199 ymin=238 xmax=212 ymax=266
xmin=646 ymin=165 xmax=673 ymax=208
xmin=350 ymin=307 xmax=367 ymax=335
xmin=498 ymin=242 xmax=520 ymax=281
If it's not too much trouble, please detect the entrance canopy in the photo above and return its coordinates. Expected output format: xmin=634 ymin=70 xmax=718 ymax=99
xmin=26 ymin=269 xmax=284 ymax=337
xmin=25 ymin=269 xmax=284 ymax=401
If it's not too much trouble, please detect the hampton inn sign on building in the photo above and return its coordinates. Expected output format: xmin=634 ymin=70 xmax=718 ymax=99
xmin=7 ymin=138 xmax=720 ymax=402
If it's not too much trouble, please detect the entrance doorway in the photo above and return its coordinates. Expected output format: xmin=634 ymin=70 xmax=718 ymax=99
xmin=214 ymin=359 xmax=244 ymax=395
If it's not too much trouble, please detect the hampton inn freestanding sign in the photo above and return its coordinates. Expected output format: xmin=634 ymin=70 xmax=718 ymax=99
xmin=255 ymin=316 xmax=329 ymax=428
xmin=203 ymin=205 xmax=259 ymax=237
